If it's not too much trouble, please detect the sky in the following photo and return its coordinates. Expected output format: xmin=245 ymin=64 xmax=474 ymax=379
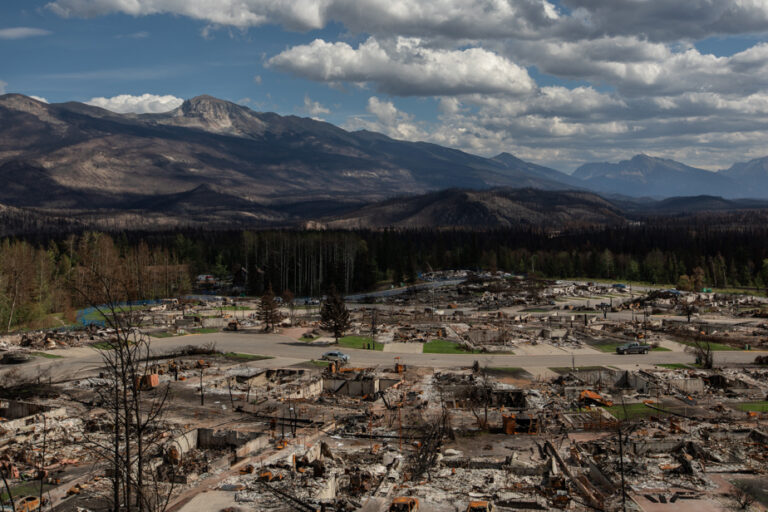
xmin=2 ymin=0 xmax=768 ymax=172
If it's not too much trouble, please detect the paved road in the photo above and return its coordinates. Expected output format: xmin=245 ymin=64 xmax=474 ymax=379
xmin=344 ymin=279 xmax=466 ymax=301
xmin=7 ymin=331 xmax=764 ymax=383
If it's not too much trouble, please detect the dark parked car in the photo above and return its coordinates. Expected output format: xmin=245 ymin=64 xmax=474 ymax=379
xmin=616 ymin=342 xmax=650 ymax=354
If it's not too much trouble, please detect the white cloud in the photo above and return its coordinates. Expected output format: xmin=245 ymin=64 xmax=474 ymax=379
xmin=0 ymin=27 xmax=52 ymax=39
xmin=42 ymin=0 xmax=768 ymax=170
xmin=30 ymin=95 xmax=49 ymax=103
xmin=46 ymin=0 xmax=560 ymax=36
xmin=302 ymin=95 xmax=330 ymax=118
xmin=0 ymin=81 xmax=6 ymax=94
xmin=86 ymin=93 xmax=184 ymax=114
xmin=331 ymin=81 xmax=768 ymax=171
xmin=269 ymin=37 xmax=535 ymax=96
xmin=47 ymin=0 xmax=328 ymax=31
xmin=558 ymin=0 xmax=768 ymax=41
xmin=508 ymin=38 xmax=768 ymax=98
xmin=345 ymin=97 xmax=426 ymax=140
xmin=46 ymin=0 xmax=768 ymax=41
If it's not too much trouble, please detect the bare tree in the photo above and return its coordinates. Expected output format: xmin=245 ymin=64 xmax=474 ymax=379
xmin=72 ymin=242 xmax=175 ymax=512
xmin=257 ymin=284 xmax=281 ymax=332
xmin=0 ymin=457 xmax=16 ymax=512
xmin=687 ymin=338 xmax=714 ymax=369
xmin=464 ymin=366 xmax=494 ymax=430
xmin=282 ymin=289 xmax=296 ymax=326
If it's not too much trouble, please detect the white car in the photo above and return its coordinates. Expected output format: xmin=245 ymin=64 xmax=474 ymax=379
xmin=321 ymin=350 xmax=350 ymax=363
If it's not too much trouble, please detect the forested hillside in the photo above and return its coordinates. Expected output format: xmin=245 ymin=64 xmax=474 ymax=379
xmin=2 ymin=224 xmax=768 ymax=332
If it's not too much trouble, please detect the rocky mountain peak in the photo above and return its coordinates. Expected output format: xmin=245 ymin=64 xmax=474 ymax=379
xmin=492 ymin=152 xmax=525 ymax=166
xmin=178 ymin=95 xmax=244 ymax=121
xmin=164 ymin=95 xmax=265 ymax=136
xmin=0 ymin=93 xmax=50 ymax=114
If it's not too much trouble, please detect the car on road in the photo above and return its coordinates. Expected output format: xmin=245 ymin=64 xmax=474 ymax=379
xmin=321 ymin=350 xmax=350 ymax=363
xmin=616 ymin=341 xmax=651 ymax=354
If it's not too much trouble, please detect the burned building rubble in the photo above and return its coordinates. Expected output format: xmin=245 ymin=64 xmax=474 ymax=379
xmin=0 ymin=276 xmax=765 ymax=510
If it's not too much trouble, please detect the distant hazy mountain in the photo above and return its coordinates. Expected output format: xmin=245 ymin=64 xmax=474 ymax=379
xmin=3 ymin=93 xmax=768 ymax=232
xmin=491 ymin=152 xmax=585 ymax=188
xmin=0 ymin=93 xmax=576 ymax=217
xmin=572 ymin=154 xmax=744 ymax=198
xmin=320 ymin=188 xmax=626 ymax=229
xmin=626 ymin=195 xmax=768 ymax=214
xmin=720 ymin=156 xmax=768 ymax=192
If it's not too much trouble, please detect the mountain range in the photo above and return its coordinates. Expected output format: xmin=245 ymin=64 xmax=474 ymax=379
xmin=1 ymin=93 xmax=768 ymax=231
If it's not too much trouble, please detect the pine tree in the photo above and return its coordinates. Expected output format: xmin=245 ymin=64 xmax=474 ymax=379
xmin=258 ymin=284 xmax=281 ymax=332
xmin=320 ymin=286 xmax=350 ymax=343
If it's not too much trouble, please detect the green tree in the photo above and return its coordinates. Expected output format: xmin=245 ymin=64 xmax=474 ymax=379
xmin=599 ymin=249 xmax=614 ymax=278
xmin=692 ymin=266 xmax=706 ymax=292
xmin=677 ymin=274 xmax=693 ymax=292
xmin=761 ymin=259 xmax=768 ymax=296
xmin=643 ymin=250 xmax=665 ymax=284
xmin=320 ymin=286 xmax=350 ymax=343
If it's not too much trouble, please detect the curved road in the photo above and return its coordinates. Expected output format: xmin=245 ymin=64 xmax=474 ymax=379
xmin=9 ymin=330 xmax=764 ymax=382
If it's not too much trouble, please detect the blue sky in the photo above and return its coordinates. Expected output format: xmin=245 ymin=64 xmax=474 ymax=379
xmin=2 ymin=0 xmax=768 ymax=171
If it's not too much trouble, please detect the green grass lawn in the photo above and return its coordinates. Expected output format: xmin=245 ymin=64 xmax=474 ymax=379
xmin=308 ymin=359 xmax=331 ymax=367
xmin=150 ymin=331 xmax=176 ymax=338
xmin=656 ymin=363 xmax=693 ymax=369
xmin=1 ymin=482 xmax=54 ymax=502
xmin=81 ymin=304 xmax=148 ymax=324
xmin=423 ymin=339 xmax=483 ymax=354
xmin=605 ymin=402 xmax=668 ymax=420
xmin=590 ymin=343 xmax=621 ymax=353
xmin=337 ymin=335 xmax=384 ymax=351
xmin=30 ymin=352 xmax=63 ymax=359
xmin=487 ymin=367 xmax=531 ymax=379
xmin=732 ymin=401 xmax=768 ymax=413
xmin=520 ymin=308 xmax=550 ymax=313
xmin=28 ymin=312 xmax=75 ymax=330
xmin=222 ymin=353 xmax=273 ymax=361
xmin=300 ymin=336 xmax=318 ymax=342
xmin=713 ymin=287 xmax=766 ymax=297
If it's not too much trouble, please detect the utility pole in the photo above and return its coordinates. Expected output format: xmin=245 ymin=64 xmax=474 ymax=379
xmin=398 ymin=389 xmax=404 ymax=452
xmin=617 ymin=422 xmax=627 ymax=512
xmin=368 ymin=406 xmax=374 ymax=453
xmin=617 ymin=397 xmax=629 ymax=512
xmin=200 ymin=368 xmax=205 ymax=405
xmin=371 ymin=308 xmax=377 ymax=350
